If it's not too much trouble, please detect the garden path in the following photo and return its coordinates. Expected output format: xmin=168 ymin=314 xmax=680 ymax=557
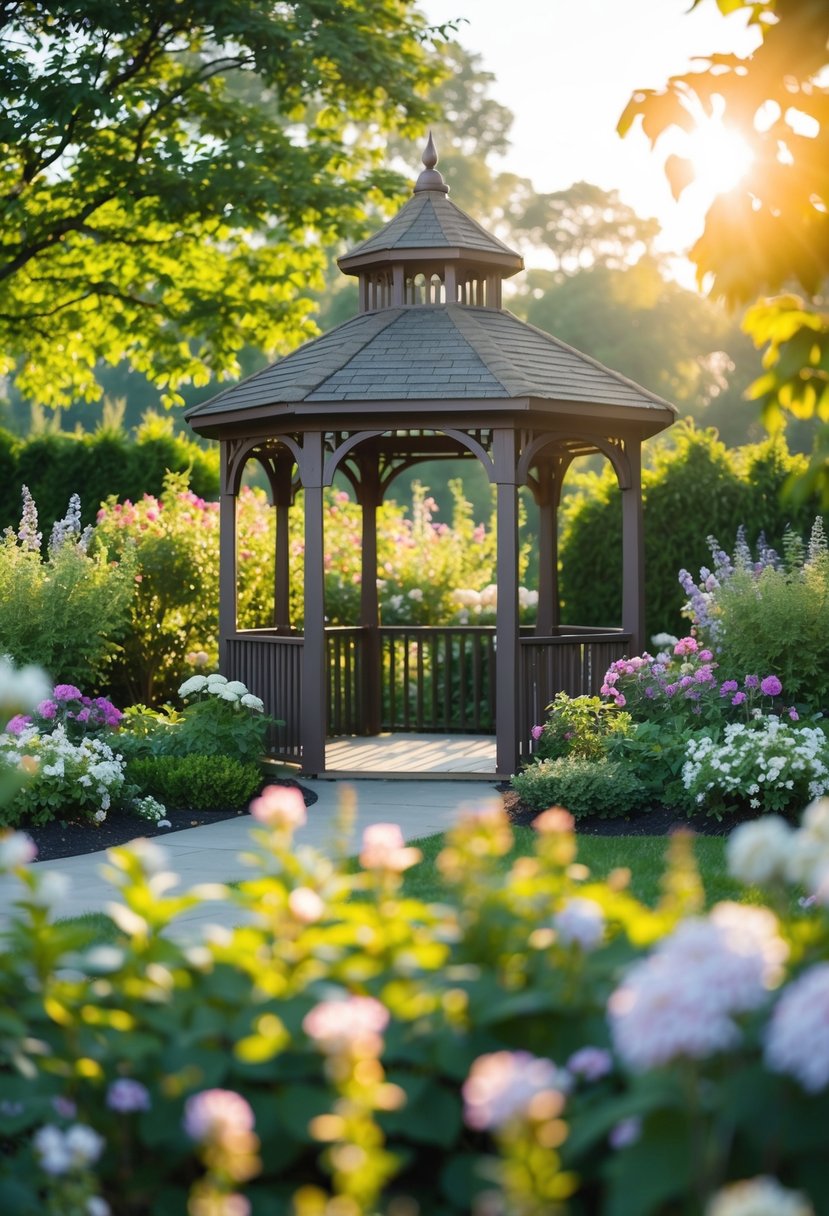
xmin=0 ymin=777 xmax=503 ymax=941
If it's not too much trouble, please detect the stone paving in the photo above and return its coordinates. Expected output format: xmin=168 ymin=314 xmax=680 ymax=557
xmin=0 ymin=777 xmax=503 ymax=941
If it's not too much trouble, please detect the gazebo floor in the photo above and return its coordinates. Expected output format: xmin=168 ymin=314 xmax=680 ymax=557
xmin=321 ymin=732 xmax=500 ymax=780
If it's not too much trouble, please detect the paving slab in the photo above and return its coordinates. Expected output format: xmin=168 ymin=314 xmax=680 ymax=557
xmin=0 ymin=778 xmax=503 ymax=940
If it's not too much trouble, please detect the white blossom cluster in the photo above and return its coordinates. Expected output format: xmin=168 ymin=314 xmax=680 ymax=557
xmin=608 ymin=903 xmax=787 ymax=1071
xmin=727 ymin=798 xmax=829 ymax=897
xmin=451 ymin=585 xmax=539 ymax=620
xmin=0 ymin=653 xmax=51 ymax=724
xmin=682 ymin=718 xmax=829 ymax=811
xmin=33 ymin=1122 xmax=104 ymax=1175
xmin=0 ymin=723 xmax=125 ymax=822
xmin=707 ymin=1176 xmax=814 ymax=1216
xmin=177 ymin=672 xmax=264 ymax=711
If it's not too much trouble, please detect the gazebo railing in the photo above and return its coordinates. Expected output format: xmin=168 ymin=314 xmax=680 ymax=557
xmin=225 ymin=624 xmax=631 ymax=759
xmin=518 ymin=629 xmax=631 ymax=761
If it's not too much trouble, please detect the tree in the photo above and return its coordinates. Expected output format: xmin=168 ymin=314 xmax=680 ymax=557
xmin=618 ymin=0 xmax=829 ymax=502
xmin=0 ymin=0 xmax=447 ymax=407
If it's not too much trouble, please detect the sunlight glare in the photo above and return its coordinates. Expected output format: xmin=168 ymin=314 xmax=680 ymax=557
xmin=683 ymin=120 xmax=755 ymax=197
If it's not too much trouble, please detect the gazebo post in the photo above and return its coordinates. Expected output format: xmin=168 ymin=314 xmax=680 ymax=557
xmin=300 ymin=431 xmax=327 ymax=774
xmin=535 ymin=459 xmax=562 ymax=637
xmin=218 ymin=444 xmax=237 ymax=667
xmin=621 ymin=437 xmax=645 ymax=657
xmin=358 ymin=456 xmax=382 ymax=735
xmin=274 ymin=454 xmax=293 ymax=633
xmin=494 ymin=429 xmax=520 ymax=775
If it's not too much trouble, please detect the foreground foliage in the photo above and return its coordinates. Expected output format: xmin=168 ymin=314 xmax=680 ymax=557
xmin=2 ymin=794 xmax=829 ymax=1215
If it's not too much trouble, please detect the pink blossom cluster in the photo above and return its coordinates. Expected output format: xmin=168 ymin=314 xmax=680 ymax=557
xmin=303 ymin=995 xmax=389 ymax=1055
xmin=183 ymin=1088 xmax=255 ymax=1144
xmin=462 ymin=1050 xmax=567 ymax=1131
xmin=4 ymin=684 xmax=122 ymax=737
xmin=609 ymin=903 xmax=787 ymax=1071
xmin=359 ymin=822 xmax=422 ymax=872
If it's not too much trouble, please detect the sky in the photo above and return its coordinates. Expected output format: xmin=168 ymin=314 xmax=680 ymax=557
xmin=419 ymin=0 xmax=761 ymax=278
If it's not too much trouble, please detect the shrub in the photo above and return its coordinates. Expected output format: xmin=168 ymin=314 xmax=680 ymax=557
xmin=0 ymin=723 xmax=125 ymax=827
xmin=4 ymin=797 xmax=829 ymax=1214
xmin=0 ymin=488 xmax=134 ymax=690
xmin=559 ymin=423 xmax=826 ymax=636
xmin=510 ymin=754 xmax=647 ymax=817
xmin=125 ymin=754 xmax=262 ymax=811
xmin=531 ymin=692 xmax=632 ymax=761
xmin=4 ymin=682 xmax=123 ymax=742
xmin=679 ymin=717 xmax=829 ymax=819
xmin=681 ymin=519 xmax=829 ymax=709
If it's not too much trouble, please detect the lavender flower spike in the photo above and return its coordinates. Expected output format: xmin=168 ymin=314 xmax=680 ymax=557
xmin=18 ymin=485 xmax=42 ymax=551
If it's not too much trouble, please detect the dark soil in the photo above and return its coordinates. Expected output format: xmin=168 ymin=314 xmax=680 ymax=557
xmin=500 ymin=787 xmax=759 ymax=837
xmin=28 ymin=779 xmax=318 ymax=863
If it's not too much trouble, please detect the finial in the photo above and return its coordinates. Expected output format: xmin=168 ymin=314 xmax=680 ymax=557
xmin=413 ymin=130 xmax=449 ymax=194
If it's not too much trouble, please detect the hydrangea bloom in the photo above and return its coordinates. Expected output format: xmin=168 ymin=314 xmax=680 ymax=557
xmin=463 ymin=1051 xmax=566 ymax=1130
xmin=706 ymin=1177 xmax=813 ymax=1216
xmin=609 ymin=904 xmax=786 ymax=1071
xmin=726 ymin=816 xmax=794 ymax=886
xmin=34 ymin=1123 xmax=104 ymax=1175
xmin=764 ymin=963 xmax=829 ymax=1093
xmin=183 ymin=1089 xmax=255 ymax=1144
xmin=107 ymin=1079 xmax=151 ymax=1113
xmin=303 ymin=995 xmax=389 ymax=1055
xmin=553 ymin=897 xmax=605 ymax=950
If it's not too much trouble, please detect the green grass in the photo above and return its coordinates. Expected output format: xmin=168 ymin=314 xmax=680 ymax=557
xmin=403 ymin=828 xmax=761 ymax=908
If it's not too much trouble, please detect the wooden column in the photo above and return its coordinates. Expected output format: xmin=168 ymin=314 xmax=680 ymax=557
xmin=274 ymin=455 xmax=293 ymax=633
xmin=621 ymin=437 xmax=645 ymax=656
xmin=535 ymin=460 xmax=561 ymax=637
xmin=494 ymin=428 xmax=520 ymax=776
xmin=300 ymin=431 xmax=327 ymax=775
xmin=218 ymin=443 xmax=237 ymax=671
xmin=358 ymin=457 xmax=382 ymax=736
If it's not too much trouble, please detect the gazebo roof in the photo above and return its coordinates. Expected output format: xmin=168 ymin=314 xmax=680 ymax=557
xmin=186 ymin=303 xmax=674 ymax=420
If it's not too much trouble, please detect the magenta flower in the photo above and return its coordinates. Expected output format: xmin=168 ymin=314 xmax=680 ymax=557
xmin=743 ymin=675 xmax=760 ymax=690
xmin=531 ymin=724 xmax=543 ymax=741
xmin=788 ymin=707 xmax=800 ymax=721
xmin=673 ymin=637 xmax=699 ymax=657
xmin=719 ymin=680 xmax=738 ymax=696
xmin=4 ymin=714 xmax=31 ymax=735
xmin=53 ymin=684 xmax=82 ymax=702
xmin=36 ymin=699 xmax=58 ymax=719
xmin=731 ymin=692 xmax=747 ymax=706
xmin=761 ymin=675 xmax=783 ymax=697
xmin=699 ymin=649 xmax=714 ymax=662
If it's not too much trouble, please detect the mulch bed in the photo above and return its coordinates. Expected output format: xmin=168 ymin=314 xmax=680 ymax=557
xmin=27 ymin=779 xmax=318 ymax=863
xmin=500 ymin=786 xmax=758 ymax=837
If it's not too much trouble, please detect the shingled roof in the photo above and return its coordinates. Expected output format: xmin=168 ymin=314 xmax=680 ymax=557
xmin=186 ymin=304 xmax=674 ymax=418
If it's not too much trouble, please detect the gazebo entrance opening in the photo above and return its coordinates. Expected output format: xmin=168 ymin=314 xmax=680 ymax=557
xmin=226 ymin=424 xmax=636 ymax=778
xmin=187 ymin=135 xmax=675 ymax=777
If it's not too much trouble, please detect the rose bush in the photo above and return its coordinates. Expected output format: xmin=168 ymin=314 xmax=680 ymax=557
xmin=2 ymin=797 xmax=829 ymax=1213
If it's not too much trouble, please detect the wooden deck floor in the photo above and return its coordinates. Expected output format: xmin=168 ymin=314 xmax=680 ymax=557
xmin=323 ymin=733 xmax=498 ymax=778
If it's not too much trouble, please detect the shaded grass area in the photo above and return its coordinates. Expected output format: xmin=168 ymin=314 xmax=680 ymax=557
xmin=53 ymin=829 xmax=757 ymax=941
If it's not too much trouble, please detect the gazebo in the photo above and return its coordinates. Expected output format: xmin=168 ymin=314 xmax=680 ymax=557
xmin=185 ymin=136 xmax=676 ymax=777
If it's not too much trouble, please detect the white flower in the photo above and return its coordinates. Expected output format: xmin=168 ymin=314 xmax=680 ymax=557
xmin=554 ymin=898 xmax=605 ymax=951
xmin=30 ymin=871 xmax=71 ymax=909
xmin=707 ymin=1177 xmax=813 ymax=1216
xmin=240 ymin=693 xmax=264 ymax=712
xmin=64 ymin=1123 xmax=104 ymax=1166
xmin=223 ymin=680 xmax=249 ymax=696
xmin=0 ymin=655 xmax=51 ymax=719
xmin=462 ymin=1051 xmax=566 ymax=1130
xmin=407 ymin=588 xmax=424 ymax=601
xmin=178 ymin=675 xmax=208 ymax=698
xmin=217 ymin=687 xmax=239 ymax=702
xmin=205 ymin=673 xmax=228 ymax=687
xmin=765 ymin=962 xmax=829 ymax=1093
xmin=33 ymin=1123 xmax=104 ymax=1175
xmin=86 ymin=1198 xmax=111 ymax=1216
xmin=726 ymin=816 xmax=794 ymax=886
xmin=0 ymin=831 xmax=37 ymax=868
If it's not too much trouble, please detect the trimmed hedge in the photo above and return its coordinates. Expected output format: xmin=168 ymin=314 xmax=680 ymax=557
xmin=559 ymin=421 xmax=828 ymax=637
xmin=125 ymin=754 xmax=262 ymax=812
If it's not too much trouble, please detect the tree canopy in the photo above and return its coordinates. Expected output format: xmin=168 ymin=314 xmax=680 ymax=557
xmin=619 ymin=0 xmax=829 ymax=501
xmin=0 ymin=0 xmax=446 ymax=406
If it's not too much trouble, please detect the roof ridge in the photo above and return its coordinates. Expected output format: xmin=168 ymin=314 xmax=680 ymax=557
xmin=431 ymin=195 xmax=519 ymax=258
xmin=446 ymin=305 xmax=536 ymax=396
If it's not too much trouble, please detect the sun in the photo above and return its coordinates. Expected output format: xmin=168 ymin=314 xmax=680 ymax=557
xmin=680 ymin=118 xmax=755 ymax=198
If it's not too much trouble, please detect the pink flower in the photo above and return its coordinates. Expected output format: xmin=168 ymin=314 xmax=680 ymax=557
xmin=303 ymin=995 xmax=389 ymax=1054
xmin=359 ymin=823 xmax=421 ymax=872
xmin=761 ymin=675 xmax=783 ymax=697
xmin=699 ymin=650 xmax=714 ymax=662
xmin=4 ymin=714 xmax=31 ymax=736
xmin=463 ymin=1051 xmax=565 ymax=1130
xmin=249 ymin=785 xmax=306 ymax=830
xmin=789 ymin=707 xmax=800 ymax=722
xmin=36 ymin=699 xmax=57 ymax=719
xmin=615 ymin=693 xmax=626 ymax=707
xmin=673 ymin=637 xmax=698 ymax=656
xmin=531 ymin=724 xmax=544 ymax=741
xmin=52 ymin=684 xmax=82 ymax=702
xmin=288 ymin=887 xmax=325 ymax=923
xmin=183 ymin=1089 xmax=255 ymax=1144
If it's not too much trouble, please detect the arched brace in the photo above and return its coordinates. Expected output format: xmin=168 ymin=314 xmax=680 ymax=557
xmin=226 ymin=435 xmax=303 ymax=496
xmin=517 ymin=432 xmax=631 ymax=490
xmin=442 ymin=427 xmax=496 ymax=482
xmin=525 ymin=448 xmax=577 ymax=505
xmin=323 ymin=430 xmax=385 ymax=487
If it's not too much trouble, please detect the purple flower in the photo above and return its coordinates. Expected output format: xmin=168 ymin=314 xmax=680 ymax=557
xmin=4 ymin=714 xmax=31 ymax=736
xmin=788 ymin=707 xmax=800 ymax=722
xmin=699 ymin=650 xmax=714 ymax=662
xmin=644 ymin=686 xmax=656 ymax=698
xmin=760 ymin=675 xmax=783 ymax=697
xmin=663 ymin=684 xmax=678 ymax=697
xmin=609 ymin=1116 xmax=642 ymax=1149
xmin=51 ymin=1096 xmax=77 ymax=1119
xmin=531 ymin=724 xmax=543 ymax=741
xmin=183 ymin=1089 xmax=254 ymax=1144
xmin=107 ymin=1079 xmax=151 ymax=1113
xmin=566 ymin=1047 xmax=613 ymax=1083
xmin=743 ymin=675 xmax=760 ymax=690
xmin=75 ymin=708 xmax=90 ymax=723
xmin=731 ymin=692 xmax=747 ymax=706
xmin=719 ymin=680 xmax=739 ymax=696
xmin=53 ymin=684 xmax=83 ymax=702
xmin=36 ymin=699 xmax=58 ymax=719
